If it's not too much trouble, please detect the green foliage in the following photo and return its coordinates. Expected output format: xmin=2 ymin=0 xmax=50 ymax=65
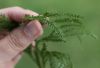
xmin=24 ymin=12 xmax=87 ymax=68
xmin=0 ymin=11 xmax=92 ymax=68
xmin=0 ymin=15 xmax=19 ymax=31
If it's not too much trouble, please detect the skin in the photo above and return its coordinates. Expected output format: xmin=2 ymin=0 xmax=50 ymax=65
xmin=0 ymin=7 xmax=43 ymax=68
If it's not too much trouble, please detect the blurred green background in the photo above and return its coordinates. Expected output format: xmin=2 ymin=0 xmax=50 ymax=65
xmin=0 ymin=0 xmax=100 ymax=68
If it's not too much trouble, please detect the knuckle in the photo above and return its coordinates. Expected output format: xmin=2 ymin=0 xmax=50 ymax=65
xmin=7 ymin=33 xmax=24 ymax=51
xmin=7 ymin=29 xmax=30 ymax=51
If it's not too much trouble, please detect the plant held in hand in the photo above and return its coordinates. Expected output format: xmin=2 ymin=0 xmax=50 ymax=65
xmin=0 ymin=11 xmax=94 ymax=68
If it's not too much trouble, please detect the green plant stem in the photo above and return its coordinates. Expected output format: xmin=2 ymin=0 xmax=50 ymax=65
xmin=34 ymin=42 xmax=45 ymax=68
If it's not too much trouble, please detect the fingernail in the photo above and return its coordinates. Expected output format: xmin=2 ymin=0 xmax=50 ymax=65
xmin=23 ymin=20 xmax=43 ymax=41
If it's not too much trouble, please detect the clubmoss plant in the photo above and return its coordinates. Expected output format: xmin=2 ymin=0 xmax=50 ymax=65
xmin=0 ymin=11 xmax=95 ymax=68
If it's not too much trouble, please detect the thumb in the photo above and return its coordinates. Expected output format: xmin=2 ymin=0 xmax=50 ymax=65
xmin=0 ymin=20 xmax=43 ymax=63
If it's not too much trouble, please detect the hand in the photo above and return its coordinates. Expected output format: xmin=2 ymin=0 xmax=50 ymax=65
xmin=0 ymin=7 xmax=43 ymax=68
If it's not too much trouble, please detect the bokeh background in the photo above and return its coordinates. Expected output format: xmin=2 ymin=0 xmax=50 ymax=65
xmin=0 ymin=0 xmax=100 ymax=68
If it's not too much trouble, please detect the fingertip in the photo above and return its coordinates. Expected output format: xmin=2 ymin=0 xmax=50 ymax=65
xmin=25 ymin=9 xmax=39 ymax=16
xmin=30 ymin=20 xmax=43 ymax=37
xmin=0 ymin=6 xmax=39 ymax=22
xmin=24 ymin=20 xmax=43 ymax=40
